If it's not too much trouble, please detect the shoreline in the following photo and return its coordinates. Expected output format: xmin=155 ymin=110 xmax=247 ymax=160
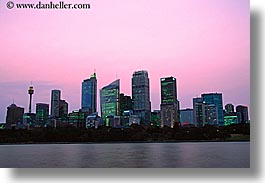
xmin=0 ymin=139 xmax=250 ymax=145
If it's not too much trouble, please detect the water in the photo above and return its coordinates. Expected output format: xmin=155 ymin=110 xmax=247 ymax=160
xmin=0 ymin=142 xmax=250 ymax=168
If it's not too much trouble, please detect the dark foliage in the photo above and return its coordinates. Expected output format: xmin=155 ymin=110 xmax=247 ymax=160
xmin=0 ymin=124 xmax=250 ymax=143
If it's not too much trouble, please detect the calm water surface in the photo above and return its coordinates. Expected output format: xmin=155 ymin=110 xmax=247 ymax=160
xmin=0 ymin=142 xmax=250 ymax=168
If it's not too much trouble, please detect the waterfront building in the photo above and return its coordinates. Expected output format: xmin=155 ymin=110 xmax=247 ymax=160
xmin=151 ymin=110 xmax=161 ymax=127
xmin=100 ymin=79 xmax=120 ymax=125
xmin=193 ymin=97 xmax=207 ymax=127
xmin=132 ymin=70 xmax=151 ymax=125
xmin=225 ymin=103 xmax=234 ymax=113
xmin=81 ymin=72 xmax=97 ymax=114
xmin=180 ymin=108 xmax=194 ymax=127
xmin=50 ymin=89 xmax=68 ymax=120
xmin=202 ymin=93 xmax=224 ymax=126
xmin=36 ymin=103 xmax=49 ymax=127
xmin=5 ymin=103 xmax=24 ymax=129
xmin=160 ymin=76 xmax=180 ymax=128
xmin=51 ymin=90 xmax=61 ymax=117
xmin=236 ymin=105 xmax=249 ymax=124
xmin=119 ymin=93 xmax=133 ymax=115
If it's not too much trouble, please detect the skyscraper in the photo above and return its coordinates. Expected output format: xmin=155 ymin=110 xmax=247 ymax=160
xmin=36 ymin=103 xmax=49 ymax=127
xmin=205 ymin=104 xmax=218 ymax=126
xmin=59 ymin=100 xmax=68 ymax=121
xmin=202 ymin=93 xmax=224 ymax=126
xmin=81 ymin=72 xmax=97 ymax=114
xmin=132 ymin=70 xmax=151 ymax=125
xmin=50 ymin=89 xmax=68 ymax=120
xmin=193 ymin=97 xmax=206 ymax=127
xmin=5 ymin=103 xmax=24 ymax=129
xmin=51 ymin=90 xmax=61 ymax=117
xmin=236 ymin=105 xmax=249 ymax=124
xmin=160 ymin=76 xmax=179 ymax=128
xmin=119 ymin=93 xmax=133 ymax=115
xmin=100 ymin=79 xmax=120 ymax=125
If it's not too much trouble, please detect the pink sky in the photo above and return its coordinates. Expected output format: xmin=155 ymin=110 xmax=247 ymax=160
xmin=0 ymin=0 xmax=250 ymax=121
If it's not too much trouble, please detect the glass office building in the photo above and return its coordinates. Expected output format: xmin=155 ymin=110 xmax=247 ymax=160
xmin=202 ymin=93 xmax=224 ymax=126
xmin=100 ymin=79 xmax=120 ymax=124
xmin=81 ymin=73 xmax=97 ymax=114
xmin=160 ymin=76 xmax=179 ymax=128
xmin=132 ymin=70 xmax=151 ymax=125
xmin=51 ymin=90 xmax=61 ymax=117
xmin=36 ymin=103 xmax=49 ymax=127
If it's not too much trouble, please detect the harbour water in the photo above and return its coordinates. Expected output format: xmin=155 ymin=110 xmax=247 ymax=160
xmin=0 ymin=142 xmax=250 ymax=168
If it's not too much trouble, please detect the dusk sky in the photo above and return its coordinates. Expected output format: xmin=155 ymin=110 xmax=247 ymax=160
xmin=0 ymin=0 xmax=249 ymax=122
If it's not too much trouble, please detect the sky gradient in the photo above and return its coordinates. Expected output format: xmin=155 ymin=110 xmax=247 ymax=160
xmin=0 ymin=0 xmax=250 ymax=122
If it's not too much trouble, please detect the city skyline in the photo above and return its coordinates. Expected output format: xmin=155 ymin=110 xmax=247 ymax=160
xmin=1 ymin=71 xmax=250 ymax=123
xmin=0 ymin=0 xmax=250 ymax=122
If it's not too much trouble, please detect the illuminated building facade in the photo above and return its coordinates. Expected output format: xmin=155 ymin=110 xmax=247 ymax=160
xmin=151 ymin=110 xmax=161 ymax=127
xmin=81 ymin=73 xmax=97 ymax=114
xmin=224 ymin=114 xmax=238 ymax=126
xmin=205 ymin=104 xmax=218 ymax=126
xmin=36 ymin=103 xmax=49 ymax=127
xmin=132 ymin=70 xmax=151 ymax=125
xmin=100 ymin=79 xmax=120 ymax=125
xmin=23 ymin=113 xmax=36 ymax=128
xmin=68 ymin=110 xmax=86 ymax=128
xmin=202 ymin=93 xmax=224 ymax=126
xmin=160 ymin=76 xmax=179 ymax=128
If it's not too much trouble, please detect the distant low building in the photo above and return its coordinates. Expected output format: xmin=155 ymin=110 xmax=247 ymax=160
xmin=68 ymin=110 xmax=86 ymax=128
xmin=151 ymin=110 xmax=161 ymax=127
xmin=180 ymin=108 xmax=194 ymax=127
xmin=224 ymin=112 xmax=238 ymax=126
xmin=236 ymin=105 xmax=249 ymax=124
xmin=23 ymin=113 xmax=36 ymax=129
xmin=86 ymin=112 xmax=104 ymax=128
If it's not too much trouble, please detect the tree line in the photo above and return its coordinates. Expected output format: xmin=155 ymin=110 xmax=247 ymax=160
xmin=0 ymin=123 xmax=250 ymax=143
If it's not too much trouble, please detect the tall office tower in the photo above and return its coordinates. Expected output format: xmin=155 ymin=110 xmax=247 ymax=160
xmin=119 ymin=93 xmax=133 ymax=115
xmin=225 ymin=103 xmax=234 ymax=113
xmin=132 ymin=70 xmax=151 ymax=125
xmin=5 ymin=103 xmax=24 ymax=129
xmin=59 ymin=100 xmax=68 ymax=120
xmin=205 ymin=104 xmax=218 ymax=126
xmin=28 ymin=85 xmax=34 ymax=113
xmin=193 ymin=97 xmax=207 ymax=127
xmin=51 ymin=90 xmax=61 ymax=117
xmin=160 ymin=76 xmax=179 ymax=128
xmin=36 ymin=103 xmax=49 ymax=126
xmin=236 ymin=105 xmax=249 ymax=124
xmin=100 ymin=79 xmax=120 ymax=124
xmin=202 ymin=93 xmax=224 ymax=126
xmin=81 ymin=72 xmax=97 ymax=114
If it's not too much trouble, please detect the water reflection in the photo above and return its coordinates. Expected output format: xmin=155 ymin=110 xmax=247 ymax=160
xmin=0 ymin=142 xmax=250 ymax=168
